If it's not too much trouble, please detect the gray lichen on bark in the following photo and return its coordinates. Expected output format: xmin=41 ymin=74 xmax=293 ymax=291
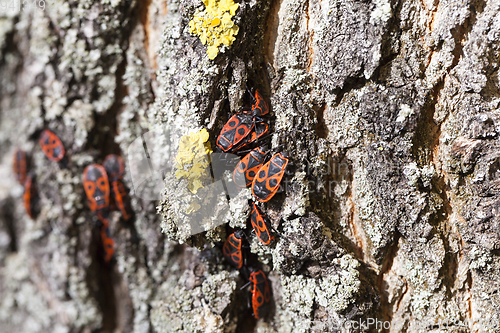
xmin=1 ymin=0 xmax=500 ymax=331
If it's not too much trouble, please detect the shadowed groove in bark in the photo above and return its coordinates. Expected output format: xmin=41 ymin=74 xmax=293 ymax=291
xmin=422 ymin=0 xmax=439 ymax=31
xmin=347 ymin=192 xmax=365 ymax=262
xmin=449 ymin=0 xmax=486 ymax=70
xmin=334 ymin=153 xmax=369 ymax=264
xmin=263 ymin=0 xmax=285 ymax=66
xmin=431 ymin=125 xmax=461 ymax=302
xmin=314 ymin=103 xmax=328 ymax=139
xmin=0 ymin=17 xmax=19 ymax=69
xmin=86 ymin=1 xmax=152 ymax=329
xmin=97 ymin=261 xmax=118 ymax=331
xmin=0 ymin=198 xmax=17 ymax=253
xmin=332 ymin=77 xmax=366 ymax=107
xmin=378 ymin=230 xmax=401 ymax=325
xmin=93 ymin=58 xmax=128 ymax=157
xmin=3 ymin=0 xmax=500 ymax=330
xmin=372 ymin=1 xmax=403 ymax=85
xmin=305 ymin=0 xmax=314 ymax=72
xmin=0 ymin=17 xmax=23 ymax=116
xmin=138 ymin=0 xmax=157 ymax=71
xmin=84 ymin=225 xmax=117 ymax=332
xmin=466 ymin=270 xmax=474 ymax=330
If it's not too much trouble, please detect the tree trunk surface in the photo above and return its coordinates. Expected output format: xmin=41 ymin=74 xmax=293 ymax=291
xmin=1 ymin=0 xmax=500 ymax=331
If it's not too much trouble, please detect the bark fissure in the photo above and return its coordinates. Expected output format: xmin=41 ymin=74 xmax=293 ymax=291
xmin=2 ymin=0 xmax=500 ymax=331
xmin=378 ymin=231 xmax=401 ymax=323
xmin=263 ymin=0 xmax=284 ymax=67
xmin=305 ymin=0 xmax=314 ymax=72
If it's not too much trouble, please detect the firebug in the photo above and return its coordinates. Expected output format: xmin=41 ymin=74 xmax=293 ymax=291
xmin=249 ymin=269 xmax=271 ymax=319
xmin=98 ymin=214 xmax=115 ymax=263
xmin=23 ymin=174 xmax=38 ymax=219
xmin=251 ymin=152 xmax=289 ymax=203
xmin=83 ymin=164 xmax=110 ymax=213
xmin=216 ymin=112 xmax=255 ymax=152
xmin=233 ymin=146 xmax=267 ymax=188
xmin=39 ymin=129 xmax=65 ymax=162
xmin=222 ymin=230 xmax=245 ymax=269
xmin=248 ymin=89 xmax=269 ymax=117
xmin=250 ymin=202 xmax=275 ymax=245
xmin=13 ymin=149 xmax=27 ymax=184
xmin=103 ymin=154 xmax=125 ymax=181
xmin=110 ymin=180 xmax=132 ymax=221
xmin=236 ymin=122 xmax=269 ymax=151
xmin=103 ymin=154 xmax=132 ymax=221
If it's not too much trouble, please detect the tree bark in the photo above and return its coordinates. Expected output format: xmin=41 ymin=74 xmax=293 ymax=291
xmin=1 ymin=0 xmax=500 ymax=331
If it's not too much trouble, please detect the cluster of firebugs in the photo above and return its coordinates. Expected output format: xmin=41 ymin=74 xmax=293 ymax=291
xmin=12 ymin=88 xmax=289 ymax=321
xmin=13 ymin=129 xmax=132 ymax=263
xmin=217 ymin=88 xmax=290 ymax=320
xmin=82 ymin=155 xmax=133 ymax=262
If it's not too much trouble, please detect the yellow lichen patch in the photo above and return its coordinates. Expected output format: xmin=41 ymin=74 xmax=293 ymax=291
xmin=188 ymin=0 xmax=239 ymax=60
xmin=175 ymin=129 xmax=213 ymax=195
xmin=186 ymin=200 xmax=201 ymax=214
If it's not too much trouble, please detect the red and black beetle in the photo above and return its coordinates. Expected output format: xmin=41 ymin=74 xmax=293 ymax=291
xmin=103 ymin=154 xmax=132 ymax=221
xmin=39 ymin=129 xmax=65 ymax=162
xmin=248 ymin=89 xmax=269 ymax=117
xmin=249 ymin=269 xmax=271 ymax=319
xmin=216 ymin=112 xmax=255 ymax=153
xmin=23 ymin=174 xmax=38 ymax=219
xmin=103 ymin=154 xmax=125 ymax=181
xmin=83 ymin=164 xmax=110 ymax=213
xmin=236 ymin=122 xmax=269 ymax=152
xmin=250 ymin=202 xmax=275 ymax=246
xmin=110 ymin=180 xmax=132 ymax=221
xmin=233 ymin=146 xmax=268 ymax=188
xmin=13 ymin=149 xmax=27 ymax=184
xmin=222 ymin=230 xmax=245 ymax=269
xmin=251 ymin=152 xmax=289 ymax=203
xmin=216 ymin=88 xmax=270 ymax=153
xmin=98 ymin=214 xmax=115 ymax=263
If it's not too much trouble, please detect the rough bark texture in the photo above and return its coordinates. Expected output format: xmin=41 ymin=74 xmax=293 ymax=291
xmin=1 ymin=0 xmax=500 ymax=331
